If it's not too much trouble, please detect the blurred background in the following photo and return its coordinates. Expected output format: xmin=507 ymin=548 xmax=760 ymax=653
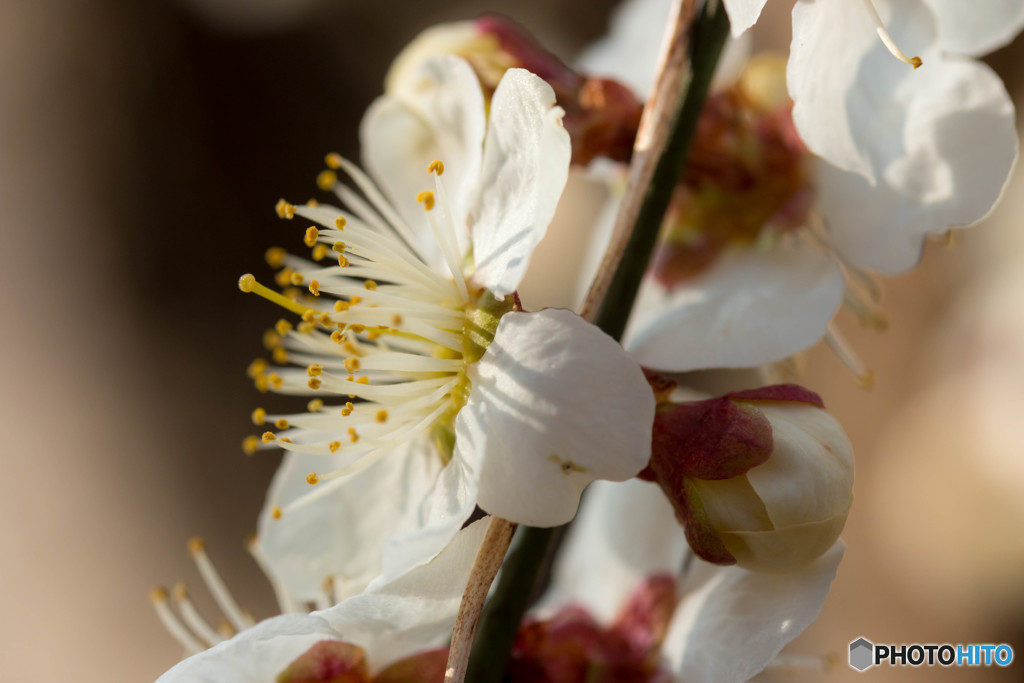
xmin=0 ymin=0 xmax=1021 ymax=680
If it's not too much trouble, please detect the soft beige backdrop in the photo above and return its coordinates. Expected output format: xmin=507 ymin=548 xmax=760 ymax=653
xmin=1 ymin=0 xmax=1021 ymax=681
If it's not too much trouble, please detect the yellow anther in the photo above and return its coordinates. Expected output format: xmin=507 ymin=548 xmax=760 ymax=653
xmin=344 ymin=357 xmax=360 ymax=372
xmin=345 ymin=402 xmax=354 ymax=411
xmin=329 ymin=441 xmax=341 ymax=453
xmin=334 ymin=300 xmax=350 ymax=312
xmin=265 ymin=247 xmax=287 ymax=269
xmin=341 ymin=407 xmax=352 ymax=416
xmin=308 ymin=377 xmax=322 ymax=390
xmin=308 ymin=280 xmax=320 ymax=296
xmin=336 ymin=254 xmax=349 ymax=268
xmin=289 ymin=271 xmax=305 ymax=286
xmin=350 ymin=296 xmax=363 ymax=306
xmin=301 ymin=309 xmax=316 ymax=323
xmin=275 ymin=319 xmax=293 ymax=336
xmin=330 ymin=330 xmax=344 ymax=343
xmin=427 ymin=159 xmax=445 ymax=176
xmin=375 ymin=410 xmax=388 ymax=423
xmin=307 ymin=364 xmax=323 ymax=377
xmin=274 ymin=268 xmax=292 ymax=287
xmin=306 ymin=198 xmax=319 ymax=207
xmin=297 ymin=321 xmax=315 ymax=334
xmin=342 ymin=341 xmax=360 ymax=356
xmin=307 ymin=398 xmax=324 ymax=412
xmin=346 ymin=374 xmax=354 ymax=382
xmin=858 ymin=371 xmax=876 ymax=390
xmin=317 ymin=169 xmax=338 ymax=191
xmin=188 ymin=537 xmax=205 ymax=556
xmin=332 ymin=241 xmax=346 ymax=253
xmin=356 ymin=376 xmax=369 ymax=385
xmin=269 ymin=373 xmax=284 ymax=389
xmin=172 ymin=583 xmax=189 ymax=601
xmin=275 ymin=418 xmax=290 ymax=430
xmin=272 ymin=506 xmax=282 ymax=519
xmin=279 ymin=437 xmax=292 ymax=444
xmin=273 ymin=347 xmax=288 ymax=364
xmin=306 ymin=472 xmax=320 ymax=485
xmin=304 ymin=226 xmax=319 ymax=248
xmin=251 ymin=407 xmax=267 ymax=426
xmin=254 ymin=375 xmax=269 ymax=393
xmin=247 ymin=358 xmax=268 ymax=378
xmin=364 ymin=280 xmax=377 ymax=291
xmin=242 ymin=435 xmax=260 ymax=455
xmin=366 ymin=329 xmax=382 ymax=341
xmin=350 ymin=324 xmax=365 ymax=333
xmin=283 ymin=287 xmax=302 ymax=301
xmin=390 ymin=314 xmax=403 ymax=327
xmin=275 ymin=199 xmax=296 ymax=219
xmin=335 ymin=216 xmax=346 ymax=230
xmin=416 ymin=190 xmax=435 ymax=211
xmin=262 ymin=330 xmax=282 ymax=350
xmin=238 ymin=273 xmax=256 ymax=292
xmin=262 ymin=431 xmax=276 ymax=443
xmin=325 ymin=152 xmax=343 ymax=169
xmin=348 ymin=428 xmax=359 ymax=443
xmin=312 ymin=243 xmax=329 ymax=261
xmin=149 ymin=586 xmax=169 ymax=603
xmin=320 ymin=312 xmax=332 ymax=326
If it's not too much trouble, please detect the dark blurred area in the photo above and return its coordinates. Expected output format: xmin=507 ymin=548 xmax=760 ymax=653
xmin=1 ymin=0 xmax=1022 ymax=681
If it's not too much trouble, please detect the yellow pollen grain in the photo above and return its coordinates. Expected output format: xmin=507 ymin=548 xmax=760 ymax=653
xmin=308 ymin=377 xmax=322 ymax=390
xmin=416 ymin=190 xmax=435 ymax=211
xmin=427 ymin=159 xmax=445 ymax=176
xmin=301 ymin=310 xmax=316 ymax=323
xmin=242 ymin=435 xmax=259 ymax=455
xmin=304 ymin=226 xmax=319 ymax=248
xmin=188 ymin=537 xmax=205 ymax=556
xmin=338 ymin=254 xmax=349 ymax=268
xmin=272 ymin=347 xmax=287 ymax=364
xmin=317 ymin=169 xmax=338 ymax=190
xmin=308 ymin=280 xmax=321 ymax=296
xmin=149 ymin=586 xmax=169 ymax=603
xmin=272 ymin=506 xmax=282 ymax=519
xmin=346 ymin=374 xmax=354 ymax=382
xmin=320 ymin=312 xmax=332 ymax=326
xmin=325 ymin=152 xmax=342 ymax=169
xmin=306 ymin=198 xmax=319 ymax=207
xmin=390 ymin=314 xmax=403 ymax=327
xmin=356 ymin=376 xmax=369 ymax=385
xmin=350 ymin=323 xmax=365 ymax=333
xmin=364 ymin=280 xmax=377 ymax=291
xmin=275 ymin=199 xmax=296 ymax=219
xmin=263 ymin=330 xmax=282 ymax=349
xmin=275 ymin=418 xmax=289 ymax=430
xmin=269 ymin=374 xmax=284 ymax=389
xmin=348 ymin=428 xmax=359 ymax=443
xmin=275 ymin=319 xmax=293 ymax=336
xmin=329 ymin=441 xmax=341 ymax=453
xmin=335 ymin=216 xmax=346 ymax=230
xmin=312 ymin=243 xmax=329 ymax=261
xmin=262 ymin=431 xmax=276 ymax=443
xmin=251 ymin=407 xmax=267 ymax=425
xmin=334 ymin=300 xmax=350 ymax=312
xmin=344 ymin=357 xmax=360 ymax=372
xmin=375 ymin=410 xmax=388 ymax=423
xmin=331 ymin=330 xmax=344 ymax=343
xmin=341 ymin=407 xmax=352 ymax=416
xmin=254 ymin=375 xmax=269 ymax=393
xmin=350 ymin=296 xmax=363 ymax=305
xmin=332 ymin=241 xmax=346 ymax=253
xmin=247 ymin=358 xmax=268 ymax=378
xmin=279 ymin=437 xmax=292 ymax=444
xmin=366 ymin=329 xmax=381 ymax=341
xmin=289 ymin=271 xmax=305 ymax=286
xmin=274 ymin=268 xmax=292 ymax=287
xmin=297 ymin=321 xmax=315 ymax=334
xmin=265 ymin=247 xmax=287 ymax=268
xmin=307 ymin=364 xmax=323 ymax=377
xmin=306 ymin=472 xmax=320 ymax=485
xmin=307 ymin=398 xmax=324 ymax=412
xmin=345 ymin=402 xmax=354 ymax=411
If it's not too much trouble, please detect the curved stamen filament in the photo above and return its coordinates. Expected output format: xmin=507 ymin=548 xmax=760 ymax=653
xmin=188 ymin=538 xmax=256 ymax=632
xmin=859 ymin=0 xmax=922 ymax=68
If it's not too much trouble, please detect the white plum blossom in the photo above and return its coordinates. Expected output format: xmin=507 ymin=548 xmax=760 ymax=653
xmin=244 ymin=55 xmax=654 ymax=593
xmin=546 ymin=478 xmax=844 ymax=683
xmin=155 ymin=520 xmax=489 ymax=682
xmin=575 ymin=0 xmax=1019 ymax=374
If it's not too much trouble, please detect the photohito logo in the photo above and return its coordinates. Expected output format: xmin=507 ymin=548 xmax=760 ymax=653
xmin=848 ymin=637 xmax=1014 ymax=671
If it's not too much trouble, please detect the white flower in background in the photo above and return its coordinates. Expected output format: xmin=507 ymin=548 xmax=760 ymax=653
xmin=154 ymin=520 xmax=489 ymax=682
xmin=546 ymin=478 xmax=845 ymax=683
xmin=242 ymin=54 xmax=654 ymax=590
xmin=573 ymin=0 xmax=1019 ymax=375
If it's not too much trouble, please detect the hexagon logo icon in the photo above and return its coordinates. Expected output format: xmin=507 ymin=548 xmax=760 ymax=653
xmin=849 ymin=637 xmax=874 ymax=671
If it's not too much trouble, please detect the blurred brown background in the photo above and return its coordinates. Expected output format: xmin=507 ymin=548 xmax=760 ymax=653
xmin=1 ymin=0 xmax=1021 ymax=680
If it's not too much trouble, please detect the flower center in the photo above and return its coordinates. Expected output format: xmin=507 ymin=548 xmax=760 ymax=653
xmin=652 ymin=54 xmax=812 ymax=287
xmin=240 ymin=156 xmax=509 ymax=484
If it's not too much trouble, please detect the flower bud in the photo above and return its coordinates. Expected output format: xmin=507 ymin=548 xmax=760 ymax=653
xmin=645 ymin=384 xmax=853 ymax=572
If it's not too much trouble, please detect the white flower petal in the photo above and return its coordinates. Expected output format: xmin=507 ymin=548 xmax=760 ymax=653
xmin=157 ymin=613 xmax=342 ymax=683
xmin=379 ymin=454 xmax=479 ymax=581
xmin=361 ymin=55 xmax=486 ymax=259
xmin=623 ymin=245 xmax=845 ymax=371
xmin=922 ymin=0 xmax=1024 ymax=56
xmin=664 ymin=541 xmax=845 ymax=683
xmin=454 ymin=309 xmax=654 ymax=526
xmin=319 ymin=518 xmax=490 ymax=669
xmin=546 ymin=479 xmax=689 ymax=623
xmin=815 ymin=58 xmax=1017 ymax=274
xmin=257 ymin=443 xmax=439 ymax=602
xmin=723 ymin=0 xmax=769 ymax=37
xmin=468 ymin=69 xmax=571 ymax=297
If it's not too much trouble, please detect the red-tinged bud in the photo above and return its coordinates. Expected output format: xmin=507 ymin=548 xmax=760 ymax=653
xmin=373 ymin=648 xmax=449 ymax=683
xmin=645 ymin=385 xmax=853 ymax=572
xmin=276 ymin=640 xmax=371 ymax=683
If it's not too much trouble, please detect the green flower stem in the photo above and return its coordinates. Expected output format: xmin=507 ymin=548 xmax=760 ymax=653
xmin=463 ymin=2 xmax=731 ymax=681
